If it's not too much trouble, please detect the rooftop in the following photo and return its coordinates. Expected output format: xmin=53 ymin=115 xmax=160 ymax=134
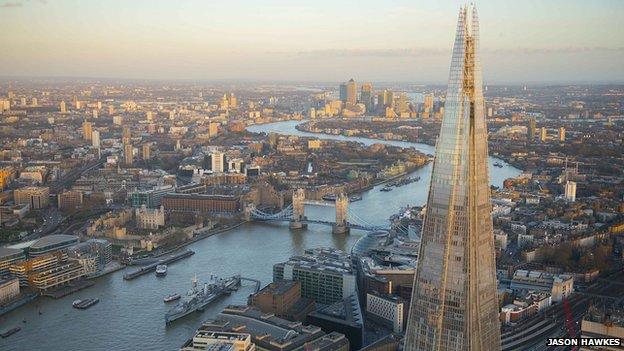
xmin=29 ymin=234 xmax=78 ymax=250
xmin=0 ymin=246 xmax=25 ymax=260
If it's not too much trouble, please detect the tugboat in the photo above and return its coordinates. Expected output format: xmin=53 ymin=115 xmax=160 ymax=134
xmin=155 ymin=265 xmax=167 ymax=277
xmin=163 ymin=293 xmax=181 ymax=303
xmin=1 ymin=327 xmax=21 ymax=338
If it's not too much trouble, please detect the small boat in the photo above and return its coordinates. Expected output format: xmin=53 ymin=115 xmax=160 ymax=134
xmin=164 ymin=293 xmax=181 ymax=303
xmin=156 ymin=265 xmax=167 ymax=277
xmin=493 ymin=162 xmax=503 ymax=168
xmin=380 ymin=186 xmax=393 ymax=192
xmin=322 ymin=194 xmax=337 ymax=201
xmin=349 ymin=194 xmax=363 ymax=202
xmin=1 ymin=327 xmax=21 ymax=338
xmin=73 ymin=298 xmax=99 ymax=310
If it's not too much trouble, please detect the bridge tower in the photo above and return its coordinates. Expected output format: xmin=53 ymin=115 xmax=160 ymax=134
xmin=289 ymin=188 xmax=307 ymax=230
xmin=332 ymin=193 xmax=350 ymax=234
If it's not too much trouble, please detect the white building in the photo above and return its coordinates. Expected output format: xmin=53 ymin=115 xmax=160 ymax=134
xmin=366 ymin=293 xmax=405 ymax=333
xmin=92 ymin=130 xmax=100 ymax=149
xmin=565 ymin=181 xmax=577 ymax=202
xmin=510 ymin=270 xmax=574 ymax=303
xmin=211 ymin=152 xmax=225 ymax=173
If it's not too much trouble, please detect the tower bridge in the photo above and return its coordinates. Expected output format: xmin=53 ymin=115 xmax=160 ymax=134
xmin=248 ymin=189 xmax=389 ymax=232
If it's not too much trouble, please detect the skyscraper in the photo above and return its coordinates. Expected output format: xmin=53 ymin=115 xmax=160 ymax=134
xmin=360 ymin=83 xmax=373 ymax=111
xmin=528 ymin=117 xmax=536 ymax=142
xmin=82 ymin=121 xmax=93 ymax=141
xmin=346 ymin=78 xmax=357 ymax=106
xmin=405 ymin=5 xmax=501 ymax=351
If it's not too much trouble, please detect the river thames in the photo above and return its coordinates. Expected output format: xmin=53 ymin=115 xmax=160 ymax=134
xmin=0 ymin=120 xmax=521 ymax=351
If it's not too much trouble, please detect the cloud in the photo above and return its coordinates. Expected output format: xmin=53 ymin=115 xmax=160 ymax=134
xmin=295 ymin=46 xmax=624 ymax=59
xmin=297 ymin=48 xmax=448 ymax=58
xmin=1 ymin=2 xmax=23 ymax=8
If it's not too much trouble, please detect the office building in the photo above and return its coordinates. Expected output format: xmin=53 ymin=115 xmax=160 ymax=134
xmin=361 ymin=83 xmax=373 ymax=111
xmin=307 ymin=294 xmax=364 ymax=350
xmin=559 ymin=127 xmax=566 ymax=141
xmin=273 ymin=248 xmax=356 ymax=305
xmin=59 ymin=100 xmax=66 ymax=113
xmin=249 ymin=280 xmax=315 ymax=322
xmin=540 ymin=126 xmax=547 ymax=142
xmin=211 ymin=152 xmax=225 ymax=173
xmin=510 ymin=270 xmax=573 ymax=303
xmin=366 ymin=292 xmax=405 ymax=333
xmin=404 ymin=6 xmax=501 ymax=350
xmin=14 ymin=186 xmax=50 ymax=209
xmin=193 ymin=305 xmax=349 ymax=351
xmin=142 ymin=143 xmax=151 ymax=160
xmin=565 ymin=180 xmax=577 ymax=202
xmin=528 ymin=117 xmax=536 ymax=141
xmin=130 ymin=185 xmax=174 ymax=208
xmin=124 ymin=143 xmax=134 ymax=165
xmin=0 ymin=247 xmax=25 ymax=275
xmin=67 ymin=239 xmax=112 ymax=269
xmin=0 ymin=277 xmax=20 ymax=305
xmin=28 ymin=234 xmax=79 ymax=257
xmin=58 ymin=190 xmax=84 ymax=212
xmin=92 ymin=130 xmax=100 ymax=148
xmin=180 ymin=331 xmax=255 ymax=351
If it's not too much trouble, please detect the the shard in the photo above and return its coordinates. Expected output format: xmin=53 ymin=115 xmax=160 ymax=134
xmin=404 ymin=5 xmax=501 ymax=351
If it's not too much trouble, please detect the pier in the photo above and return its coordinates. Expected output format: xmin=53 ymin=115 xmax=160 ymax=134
xmin=240 ymin=277 xmax=261 ymax=293
xmin=123 ymin=250 xmax=195 ymax=280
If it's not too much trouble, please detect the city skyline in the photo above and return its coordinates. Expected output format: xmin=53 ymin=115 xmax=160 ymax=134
xmin=1 ymin=0 xmax=623 ymax=83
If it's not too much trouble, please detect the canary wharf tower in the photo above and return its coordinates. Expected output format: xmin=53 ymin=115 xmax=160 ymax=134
xmin=404 ymin=5 xmax=501 ymax=351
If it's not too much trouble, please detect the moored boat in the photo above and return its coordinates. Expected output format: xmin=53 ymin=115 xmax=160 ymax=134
xmin=164 ymin=293 xmax=181 ymax=303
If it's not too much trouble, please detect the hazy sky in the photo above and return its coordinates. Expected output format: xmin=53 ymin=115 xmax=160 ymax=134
xmin=1 ymin=0 xmax=623 ymax=83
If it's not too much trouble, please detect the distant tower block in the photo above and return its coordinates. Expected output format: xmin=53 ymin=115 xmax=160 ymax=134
xmin=289 ymin=188 xmax=307 ymax=230
xmin=332 ymin=193 xmax=349 ymax=234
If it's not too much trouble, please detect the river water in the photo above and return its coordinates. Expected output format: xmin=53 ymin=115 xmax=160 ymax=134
xmin=0 ymin=120 xmax=521 ymax=351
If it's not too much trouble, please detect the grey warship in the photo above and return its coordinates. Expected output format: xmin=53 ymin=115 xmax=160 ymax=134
xmin=165 ymin=274 xmax=241 ymax=325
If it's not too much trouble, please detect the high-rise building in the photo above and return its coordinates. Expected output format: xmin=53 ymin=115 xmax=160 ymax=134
xmin=211 ymin=152 xmax=225 ymax=173
xmin=360 ymin=83 xmax=373 ymax=111
xmin=565 ymin=181 xmax=577 ymax=202
xmin=92 ymin=109 xmax=98 ymax=119
xmin=122 ymin=126 xmax=131 ymax=145
xmin=404 ymin=6 xmax=501 ymax=351
xmin=82 ymin=121 xmax=93 ymax=141
xmin=339 ymin=83 xmax=348 ymax=103
xmin=59 ymin=101 xmax=66 ymax=113
xmin=558 ymin=127 xmax=566 ymax=141
xmin=91 ymin=130 xmax=100 ymax=149
xmin=31 ymin=97 xmax=38 ymax=107
xmin=142 ymin=143 xmax=151 ymax=160
xmin=423 ymin=94 xmax=434 ymax=112
xmin=540 ymin=126 xmax=547 ymax=142
xmin=346 ymin=78 xmax=357 ymax=106
xmin=528 ymin=117 xmax=536 ymax=141
xmin=124 ymin=144 xmax=134 ymax=165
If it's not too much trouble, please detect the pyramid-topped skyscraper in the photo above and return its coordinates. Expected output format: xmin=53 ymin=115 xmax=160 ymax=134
xmin=404 ymin=5 xmax=501 ymax=351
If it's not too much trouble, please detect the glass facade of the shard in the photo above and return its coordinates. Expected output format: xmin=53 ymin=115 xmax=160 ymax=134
xmin=404 ymin=5 xmax=501 ymax=351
